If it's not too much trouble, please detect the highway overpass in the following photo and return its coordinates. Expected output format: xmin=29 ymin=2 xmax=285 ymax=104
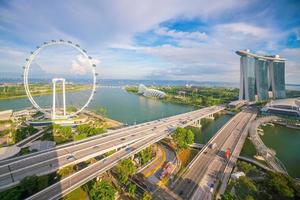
xmin=172 ymin=109 xmax=256 ymax=200
xmin=0 ymin=106 xmax=225 ymax=193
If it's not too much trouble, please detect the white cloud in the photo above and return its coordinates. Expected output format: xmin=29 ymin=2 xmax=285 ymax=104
xmin=155 ymin=27 xmax=208 ymax=41
xmin=216 ymin=23 xmax=270 ymax=38
xmin=0 ymin=0 xmax=299 ymax=84
xmin=0 ymin=0 xmax=248 ymax=47
xmin=71 ymin=55 xmax=100 ymax=75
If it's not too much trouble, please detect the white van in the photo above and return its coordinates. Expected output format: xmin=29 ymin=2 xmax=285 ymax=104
xmin=209 ymin=143 xmax=217 ymax=149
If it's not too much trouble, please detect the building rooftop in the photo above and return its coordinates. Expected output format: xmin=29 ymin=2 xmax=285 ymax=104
xmin=236 ymin=50 xmax=285 ymax=61
xmin=268 ymin=98 xmax=300 ymax=108
xmin=262 ymin=98 xmax=300 ymax=117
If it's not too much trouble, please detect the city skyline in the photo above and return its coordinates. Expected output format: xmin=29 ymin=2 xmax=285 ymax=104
xmin=0 ymin=0 xmax=299 ymax=83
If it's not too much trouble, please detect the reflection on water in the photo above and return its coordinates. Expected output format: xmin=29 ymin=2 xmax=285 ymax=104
xmin=192 ymin=114 xmax=232 ymax=144
xmin=261 ymin=125 xmax=300 ymax=178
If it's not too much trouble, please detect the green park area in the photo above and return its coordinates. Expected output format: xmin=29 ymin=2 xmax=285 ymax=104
xmin=0 ymin=125 xmax=38 ymax=146
xmin=0 ymin=83 xmax=91 ymax=100
xmin=126 ymin=85 xmax=300 ymax=108
xmin=41 ymin=124 xmax=106 ymax=145
xmin=222 ymin=161 xmax=300 ymax=200
xmin=0 ymin=174 xmax=54 ymax=200
xmin=126 ymin=86 xmax=239 ymax=107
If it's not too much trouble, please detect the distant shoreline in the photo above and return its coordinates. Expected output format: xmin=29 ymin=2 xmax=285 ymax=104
xmin=0 ymin=84 xmax=91 ymax=100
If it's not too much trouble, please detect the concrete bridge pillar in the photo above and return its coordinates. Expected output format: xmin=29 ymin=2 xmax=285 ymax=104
xmin=197 ymin=119 xmax=202 ymax=128
xmin=205 ymin=114 xmax=215 ymax=120
xmin=192 ymin=119 xmax=202 ymax=128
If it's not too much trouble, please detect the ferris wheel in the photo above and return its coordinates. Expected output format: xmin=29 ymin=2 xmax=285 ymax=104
xmin=23 ymin=40 xmax=97 ymax=119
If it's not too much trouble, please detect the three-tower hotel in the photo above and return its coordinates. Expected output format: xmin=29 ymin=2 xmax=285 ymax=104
xmin=236 ymin=49 xmax=286 ymax=101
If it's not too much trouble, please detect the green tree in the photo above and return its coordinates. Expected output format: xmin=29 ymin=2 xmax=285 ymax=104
xmin=186 ymin=129 xmax=194 ymax=144
xmin=19 ymin=175 xmax=48 ymax=196
xmin=90 ymin=180 xmax=116 ymax=200
xmin=221 ymin=192 xmax=236 ymax=200
xmin=52 ymin=124 xmax=61 ymax=132
xmin=235 ymin=176 xmax=257 ymax=199
xmin=237 ymin=161 xmax=257 ymax=175
xmin=36 ymin=175 xmax=48 ymax=191
xmin=0 ymin=187 xmax=22 ymax=200
xmin=76 ymin=124 xmax=104 ymax=138
xmin=127 ymin=183 xmax=136 ymax=197
xmin=76 ymin=124 xmax=91 ymax=135
xmin=141 ymin=191 xmax=152 ymax=200
xmin=138 ymin=146 xmax=153 ymax=165
xmin=245 ymin=195 xmax=255 ymax=200
xmin=60 ymin=126 xmax=72 ymax=139
xmin=66 ymin=106 xmax=77 ymax=113
xmin=116 ymin=159 xmax=136 ymax=184
xmin=172 ymin=127 xmax=194 ymax=149
xmin=12 ymin=125 xmax=38 ymax=143
xmin=88 ymin=127 xmax=104 ymax=136
xmin=266 ymin=171 xmax=296 ymax=199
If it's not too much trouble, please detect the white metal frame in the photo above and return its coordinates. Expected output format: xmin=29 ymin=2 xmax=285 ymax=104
xmin=23 ymin=40 xmax=97 ymax=119
xmin=52 ymin=78 xmax=66 ymax=119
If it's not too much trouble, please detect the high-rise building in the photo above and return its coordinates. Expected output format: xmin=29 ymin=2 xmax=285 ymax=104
xmin=237 ymin=50 xmax=285 ymax=101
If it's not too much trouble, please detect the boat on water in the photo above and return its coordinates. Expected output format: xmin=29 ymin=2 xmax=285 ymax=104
xmin=254 ymin=155 xmax=265 ymax=161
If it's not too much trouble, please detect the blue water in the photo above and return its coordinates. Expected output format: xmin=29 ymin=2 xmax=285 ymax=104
xmin=0 ymin=87 xmax=195 ymax=124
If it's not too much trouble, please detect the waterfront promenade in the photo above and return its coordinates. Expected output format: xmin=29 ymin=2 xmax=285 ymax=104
xmin=248 ymin=116 xmax=287 ymax=174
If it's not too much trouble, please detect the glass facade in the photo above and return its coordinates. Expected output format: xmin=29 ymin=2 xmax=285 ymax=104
xmin=237 ymin=50 xmax=285 ymax=101
xmin=271 ymin=61 xmax=286 ymax=99
xmin=255 ymin=59 xmax=269 ymax=100
xmin=240 ymin=56 xmax=256 ymax=101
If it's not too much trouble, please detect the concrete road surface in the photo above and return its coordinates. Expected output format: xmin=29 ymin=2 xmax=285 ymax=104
xmin=0 ymin=106 xmax=225 ymax=190
xmin=172 ymin=110 xmax=256 ymax=200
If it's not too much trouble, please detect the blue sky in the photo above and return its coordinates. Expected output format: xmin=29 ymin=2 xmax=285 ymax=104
xmin=0 ymin=0 xmax=299 ymax=83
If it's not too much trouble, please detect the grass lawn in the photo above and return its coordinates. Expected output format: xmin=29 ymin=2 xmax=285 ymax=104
xmin=177 ymin=148 xmax=198 ymax=168
xmin=63 ymin=187 xmax=87 ymax=200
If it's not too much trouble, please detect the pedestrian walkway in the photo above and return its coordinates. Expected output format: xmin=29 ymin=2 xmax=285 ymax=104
xmin=248 ymin=116 xmax=287 ymax=174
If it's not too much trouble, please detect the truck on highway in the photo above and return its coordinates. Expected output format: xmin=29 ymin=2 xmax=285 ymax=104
xmin=224 ymin=148 xmax=231 ymax=159
xmin=160 ymin=162 xmax=174 ymax=179
xmin=209 ymin=143 xmax=217 ymax=149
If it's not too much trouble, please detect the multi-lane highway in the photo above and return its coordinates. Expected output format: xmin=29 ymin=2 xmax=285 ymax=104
xmin=172 ymin=109 xmax=256 ymax=200
xmin=24 ymin=106 xmax=224 ymax=200
xmin=0 ymin=106 xmax=224 ymax=191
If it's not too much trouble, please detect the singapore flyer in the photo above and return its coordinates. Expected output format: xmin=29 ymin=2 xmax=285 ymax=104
xmin=23 ymin=39 xmax=98 ymax=120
